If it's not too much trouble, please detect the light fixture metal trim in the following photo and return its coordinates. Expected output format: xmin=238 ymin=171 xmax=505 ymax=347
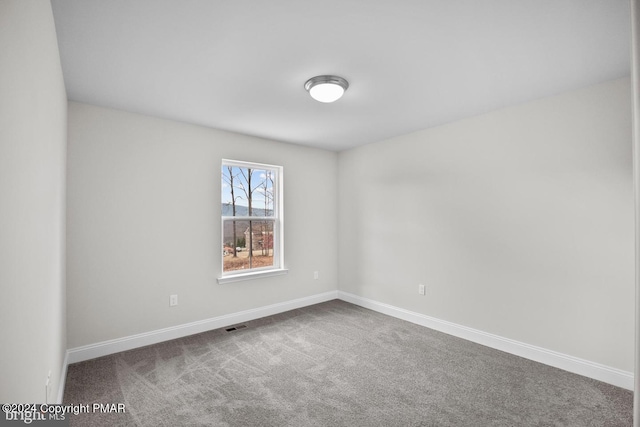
xmin=305 ymin=75 xmax=349 ymax=103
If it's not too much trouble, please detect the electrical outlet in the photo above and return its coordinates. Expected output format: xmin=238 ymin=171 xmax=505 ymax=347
xmin=170 ymin=295 xmax=178 ymax=306
xmin=313 ymin=271 xmax=319 ymax=280
xmin=418 ymin=284 xmax=425 ymax=295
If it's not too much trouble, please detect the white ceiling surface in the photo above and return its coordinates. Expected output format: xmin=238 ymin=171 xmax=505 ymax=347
xmin=51 ymin=0 xmax=631 ymax=151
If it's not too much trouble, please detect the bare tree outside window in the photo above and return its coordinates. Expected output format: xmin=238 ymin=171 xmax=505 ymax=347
xmin=222 ymin=166 xmax=240 ymax=258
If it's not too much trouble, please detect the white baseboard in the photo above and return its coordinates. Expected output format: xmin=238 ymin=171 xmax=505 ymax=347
xmin=337 ymin=291 xmax=634 ymax=391
xmin=66 ymin=290 xmax=339 ymax=365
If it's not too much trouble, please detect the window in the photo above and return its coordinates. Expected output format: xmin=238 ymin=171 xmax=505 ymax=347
xmin=218 ymin=160 xmax=286 ymax=283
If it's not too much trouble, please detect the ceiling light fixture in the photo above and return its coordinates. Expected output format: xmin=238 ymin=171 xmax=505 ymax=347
xmin=304 ymin=75 xmax=349 ymax=103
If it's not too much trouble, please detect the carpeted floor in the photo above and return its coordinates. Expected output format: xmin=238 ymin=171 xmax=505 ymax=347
xmin=63 ymin=300 xmax=633 ymax=426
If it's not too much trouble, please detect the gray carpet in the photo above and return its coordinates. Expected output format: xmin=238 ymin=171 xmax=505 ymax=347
xmin=63 ymin=300 xmax=632 ymax=426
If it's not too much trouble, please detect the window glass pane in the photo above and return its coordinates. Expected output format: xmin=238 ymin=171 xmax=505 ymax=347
xmin=223 ymin=219 xmax=274 ymax=272
xmin=221 ymin=166 xmax=274 ymax=217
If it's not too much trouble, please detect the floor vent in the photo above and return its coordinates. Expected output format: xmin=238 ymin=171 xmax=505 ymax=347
xmin=225 ymin=325 xmax=247 ymax=332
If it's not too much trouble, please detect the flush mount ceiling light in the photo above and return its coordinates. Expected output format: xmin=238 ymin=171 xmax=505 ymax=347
xmin=304 ymin=75 xmax=349 ymax=103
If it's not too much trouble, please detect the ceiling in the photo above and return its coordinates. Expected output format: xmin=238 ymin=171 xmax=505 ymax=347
xmin=51 ymin=0 xmax=631 ymax=152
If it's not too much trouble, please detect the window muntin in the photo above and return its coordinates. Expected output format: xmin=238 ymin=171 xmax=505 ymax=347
xmin=221 ymin=160 xmax=282 ymax=277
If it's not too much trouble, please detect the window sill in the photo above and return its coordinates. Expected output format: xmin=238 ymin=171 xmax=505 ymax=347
xmin=217 ymin=268 xmax=289 ymax=285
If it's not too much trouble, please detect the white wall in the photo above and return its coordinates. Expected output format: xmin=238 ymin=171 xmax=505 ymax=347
xmin=0 ymin=1 xmax=67 ymax=403
xmin=338 ymin=78 xmax=634 ymax=372
xmin=66 ymin=103 xmax=338 ymax=348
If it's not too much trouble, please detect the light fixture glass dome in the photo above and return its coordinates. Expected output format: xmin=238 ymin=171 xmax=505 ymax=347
xmin=305 ymin=75 xmax=349 ymax=103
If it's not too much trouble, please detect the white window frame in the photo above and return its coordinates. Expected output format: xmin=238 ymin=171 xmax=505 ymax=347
xmin=218 ymin=159 xmax=287 ymax=284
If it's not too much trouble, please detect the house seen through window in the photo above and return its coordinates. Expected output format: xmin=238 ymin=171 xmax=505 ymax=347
xmin=221 ymin=160 xmax=282 ymax=276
